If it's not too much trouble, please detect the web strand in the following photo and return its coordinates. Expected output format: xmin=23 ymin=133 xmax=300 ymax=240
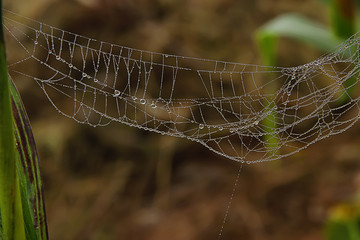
xmin=218 ymin=163 xmax=243 ymax=239
xmin=4 ymin=9 xmax=360 ymax=163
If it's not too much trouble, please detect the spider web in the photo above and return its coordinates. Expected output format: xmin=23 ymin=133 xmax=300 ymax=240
xmin=4 ymin=9 xmax=360 ymax=164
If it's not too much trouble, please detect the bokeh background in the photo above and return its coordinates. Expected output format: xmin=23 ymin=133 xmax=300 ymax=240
xmin=4 ymin=0 xmax=360 ymax=239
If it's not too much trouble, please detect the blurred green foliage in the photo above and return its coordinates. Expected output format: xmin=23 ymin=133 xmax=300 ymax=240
xmin=256 ymin=1 xmax=360 ymax=239
xmin=255 ymin=0 xmax=360 ymax=160
xmin=325 ymin=203 xmax=360 ymax=240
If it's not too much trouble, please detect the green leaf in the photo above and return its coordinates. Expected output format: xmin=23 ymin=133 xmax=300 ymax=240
xmin=325 ymin=204 xmax=360 ymax=240
xmin=10 ymin=78 xmax=49 ymax=240
xmin=255 ymin=32 xmax=278 ymax=67
xmin=256 ymin=13 xmax=340 ymax=52
xmin=0 ymin=1 xmax=26 ymax=239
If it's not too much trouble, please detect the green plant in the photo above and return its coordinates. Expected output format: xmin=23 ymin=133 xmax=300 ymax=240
xmin=256 ymin=1 xmax=360 ymax=238
xmin=0 ymin=1 xmax=48 ymax=239
xmin=325 ymin=203 xmax=360 ymax=240
xmin=255 ymin=0 xmax=359 ymax=159
xmin=256 ymin=0 xmax=358 ymax=98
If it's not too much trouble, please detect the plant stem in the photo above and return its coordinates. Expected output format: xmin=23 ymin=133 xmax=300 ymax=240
xmin=0 ymin=2 xmax=26 ymax=239
xmin=330 ymin=0 xmax=355 ymax=39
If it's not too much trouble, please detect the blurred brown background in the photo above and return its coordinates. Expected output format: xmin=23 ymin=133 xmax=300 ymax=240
xmin=4 ymin=0 xmax=360 ymax=239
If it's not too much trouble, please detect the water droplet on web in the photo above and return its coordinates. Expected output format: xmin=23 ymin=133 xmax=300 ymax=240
xmin=254 ymin=120 xmax=259 ymax=125
xmin=165 ymin=54 xmax=169 ymax=58
xmin=34 ymin=41 xmax=38 ymax=45
xmin=230 ymin=128 xmax=235 ymax=133
xmin=218 ymin=126 xmax=223 ymax=131
xmin=94 ymin=79 xmax=99 ymax=83
xmin=140 ymin=99 xmax=146 ymax=105
xmin=199 ymin=124 xmax=204 ymax=129
xmin=151 ymin=101 xmax=157 ymax=108
xmin=132 ymin=96 xmax=137 ymax=101
xmin=56 ymin=56 xmax=61 ymax=60
xmin=82 ymin=73 xmax=87 ymax=78
xmin=113 ymin=90 xmax=121 ymax=97
xmin=287 ymin=92 xmax=291 ymax=96
xmin=274 ymin=105 xmax=278 ymax=110
xmin=167 ymin=108 xmax=171 ymax=113
xmin=48 ymin=51 xmax=52 ymax=55
xmin=69 ymin=64 xmax=73 ymax=68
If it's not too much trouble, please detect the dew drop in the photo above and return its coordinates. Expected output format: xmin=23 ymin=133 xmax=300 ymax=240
xmin=113 ymin=90 xmax=121 ymax=97
xmin=167 ymin=108 xmax=171 ymax=113
xmin=56 ymin=56 xmax=61 ymax=60
xmin=254 ymin=120 xmax=259 ymax=125
xmin=274 ymin=105 xmax=278 ymax=110
xmin=94 ymin=79 xmax=99 ymax=83
xmin=82 ymin=73 xmax=87 ymax=78
xmin=165 ymin=54 xmax=169 ymax=58
xmin=151 ymin=101 xmax=157 ymax=108
xmin=34 ymin=41 xmax=38 ymax=45
xmin=287 ymin=92 xmax=291 ymax=96
xmin=132 ymin=96 xmax=137 ymax=101
xmin=140 ymin=99 xmax=146 ymax=105
xmin=199 ymin=124 xmax=204 ymax=129
xmin=218 ymin=126 xmax=224 ymax=131
xmin=48 ymin=51 xmax=52 ymax=55
xmin=230 ymin=128 xmax=235 ymax=133
xmin=69 ymin=64 xmax=73 ymax=68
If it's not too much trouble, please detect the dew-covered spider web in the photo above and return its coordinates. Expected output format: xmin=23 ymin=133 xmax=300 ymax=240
xmin=4 ymin=9 xmax=360 ymax=164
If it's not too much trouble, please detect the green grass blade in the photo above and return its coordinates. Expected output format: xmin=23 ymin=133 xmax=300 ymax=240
xmin=9 ymin=78 xmax=49 ymax=240
xmin=255 ymin=30 xmax=280 ymax=159
xmin=0 ymin=1 xmax=26 ymax=239
xmin=257 ymin=13 xmax=340 ymax=52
